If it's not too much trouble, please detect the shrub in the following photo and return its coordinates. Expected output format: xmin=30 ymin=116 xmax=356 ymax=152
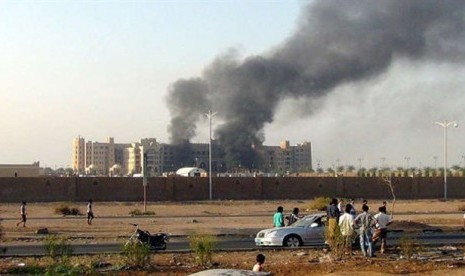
xmin=324 ymin=222 xmax=345 ymax=258
xmin=43 ymin=235 xmax=73 ymax=261
xmin=122 ymin=239 xmax=151 ymax=268
xmin=189 ymin=233 xmax=216 ymax=267
xmin=309 ymin=196 xmax=331 ymax=211
xmin=54 ymin=204 xmax=82 ymax=216
xmin=399 ymin=235 xmax=416 ymax=260
xmin=129 ymin=209 xmax=156 ymax=216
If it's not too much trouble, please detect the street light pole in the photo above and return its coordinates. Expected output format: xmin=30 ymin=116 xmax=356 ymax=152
xmin=434 ymin=120 xmax=458 ymax=200
xmin=205 ymin=110 xmax=217 ymax=200
xmin=143 ymin=151 xmax=147 ymax=212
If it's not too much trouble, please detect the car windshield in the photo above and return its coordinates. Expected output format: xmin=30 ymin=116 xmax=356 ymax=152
xmin=292 ymin=215 xmax=321 ymax=227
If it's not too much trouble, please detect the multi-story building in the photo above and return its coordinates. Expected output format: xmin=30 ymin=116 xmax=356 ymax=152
xmin=257 ymin=140 xmax=312 ymax=173
xmin=72 ymin=137 xmax=312 ymax=176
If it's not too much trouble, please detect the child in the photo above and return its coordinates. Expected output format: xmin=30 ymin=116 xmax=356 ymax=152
xmin=252 ymin=253 xmax=265 ymax=272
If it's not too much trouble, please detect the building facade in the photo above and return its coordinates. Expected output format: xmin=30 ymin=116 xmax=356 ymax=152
xmin=72 ymin=137 xmax=312 ymax=176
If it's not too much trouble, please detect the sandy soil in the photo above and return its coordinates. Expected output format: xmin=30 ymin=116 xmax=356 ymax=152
xmin=1 ymin=199 xmax=465 ymax=274
xmin=1 ymin=199 xmax=465 ymax=242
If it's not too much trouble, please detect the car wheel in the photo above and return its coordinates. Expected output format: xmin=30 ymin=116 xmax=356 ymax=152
xmin=283 ymin=235 xmax=302 ymax=247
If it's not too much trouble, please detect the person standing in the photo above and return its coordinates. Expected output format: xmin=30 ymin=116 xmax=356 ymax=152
xmin=87 ymin=199 xmax=94 ymax=225
xmin=354 ymin=204 xmax=376 ymax=257
xmin=326 ymin=198 xmax=340 ymax=241
xmin=338 ymin=204 xmax=355 ymax=254
xmin=348 ymin=198 xmax=356 ymax=218
xmin=373 ymin=206 xmax=391 ymax=254
xmin=337 ymin=198 xmax=344 ymax=213
xmin=286 ymin=207 xmax=303 ymax=226
xmin=16 ymin=201 xmax=27 ymax=227
xmin=273 ymin=206 xmax=284 ymax=227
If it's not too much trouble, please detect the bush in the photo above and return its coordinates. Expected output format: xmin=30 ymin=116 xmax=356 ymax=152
xmin=189 ymin=233 xmax=216 ymax=267
xmin=54 ymin=204 xmax=82 ymax=216
xmin=122 ymin=239 xmax=151 ymax=268
xmin=324 ymin=222 xmax=345 ymax=258
xmin=309 ymin=196 xmax=331 ymax=211
xmin=128 ymin=209 xmax=156 ymax=216
xmin=399 ymin=235 xmax=416 ymax=260
xmin=43 ymin=235 xmax=73 ymax=261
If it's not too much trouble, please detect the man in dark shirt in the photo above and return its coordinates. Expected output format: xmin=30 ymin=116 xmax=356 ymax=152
xmin=326 ymin=198 xmax=340 ymax=242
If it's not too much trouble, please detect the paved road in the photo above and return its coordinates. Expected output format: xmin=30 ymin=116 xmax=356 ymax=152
xmin=2 ymin=232 xmax=465 ymax=257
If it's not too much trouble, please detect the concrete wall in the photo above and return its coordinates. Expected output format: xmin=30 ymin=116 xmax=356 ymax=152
xmin=0 ymin=176 xmax=464 ymax=203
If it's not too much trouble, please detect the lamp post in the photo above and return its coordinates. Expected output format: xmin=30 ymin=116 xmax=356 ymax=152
xmin=142 ymin=151 xmax=147 ymax=212
xmin=205 ymin=110 xmax=216 ymax=200
xmin=434 ymin=120 xmax=458 ymax=200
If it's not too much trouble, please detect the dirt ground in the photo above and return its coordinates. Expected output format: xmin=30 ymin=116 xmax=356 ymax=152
xmin=1 ymin=199 xmax=465 ymax=242
xmin=1 ymin=199 xmax=465 ymax=275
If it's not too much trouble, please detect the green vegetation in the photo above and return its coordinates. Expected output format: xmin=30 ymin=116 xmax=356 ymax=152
xmin=44 ymin=235 xmax=72 ymax=261
xmin=189 ymin=233 xmax=216 ymax=267
xmin=122 ymin=239 xmax=151 ymax=268
xmin=399 ymin=235 xmax=416 ymax=260
xmin=309 ymin=196 xmax=331 ymax=211
xmin=323 ymin=223 xmax=345 ymax=258
xmin=128 ymin=209 xmax=156 ymax=216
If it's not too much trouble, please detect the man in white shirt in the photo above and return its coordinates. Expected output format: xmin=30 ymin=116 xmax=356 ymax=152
xmin=338 ymin=204 xmax=355 ymax=254
xmin=373 ymin=206 xmax=391 ymax=253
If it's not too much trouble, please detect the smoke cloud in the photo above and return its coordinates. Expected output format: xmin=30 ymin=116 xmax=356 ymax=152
xmin=167 ymin=0 xmax=465 ymax=167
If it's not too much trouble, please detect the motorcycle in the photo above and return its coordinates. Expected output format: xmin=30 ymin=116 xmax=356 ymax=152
xmin=126 ymin=223 xmax=169 ymax=250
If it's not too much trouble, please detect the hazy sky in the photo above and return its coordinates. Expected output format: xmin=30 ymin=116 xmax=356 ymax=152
xmin=1 ymin=0 xmax=464 ymax=170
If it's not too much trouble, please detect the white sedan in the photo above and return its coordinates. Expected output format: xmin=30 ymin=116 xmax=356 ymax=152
xmin=255 ymin=214 xmax=327 ymax=247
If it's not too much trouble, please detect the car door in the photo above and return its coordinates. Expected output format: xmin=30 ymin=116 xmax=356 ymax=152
xmin=304 ymin=216 xmax=326 ymax=245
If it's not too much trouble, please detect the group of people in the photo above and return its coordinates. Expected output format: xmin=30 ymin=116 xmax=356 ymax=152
xmin=328 ymin=198 xmax=392 ymax=257
xmin=14 ymin=199 xmax=95 ymax=227
xmin=273 ymin=206 xmax=303 ymax=227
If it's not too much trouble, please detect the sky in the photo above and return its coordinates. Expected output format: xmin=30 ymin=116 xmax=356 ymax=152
xmin=1 ymin=0 xmax=464 ymax=170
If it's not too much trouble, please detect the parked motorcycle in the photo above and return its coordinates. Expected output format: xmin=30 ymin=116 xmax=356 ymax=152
xmin=126 ymin=223 xmax=169 ymax=250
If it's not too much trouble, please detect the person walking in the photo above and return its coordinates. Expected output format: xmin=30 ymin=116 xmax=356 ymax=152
xmin=373 ymin=206 xmax=391 ymax=253
xmin=354 ymin=204 xmax=376 ymax=257
xmin=87 ymin=199 xmax=94 ymax=225
xmin=16 ymin=201 xmax=27 ymax=227
xmin=339 ymin=204 xmax=355 ymax=254
xmin=273 ymin=206 xmax=284 ymax=227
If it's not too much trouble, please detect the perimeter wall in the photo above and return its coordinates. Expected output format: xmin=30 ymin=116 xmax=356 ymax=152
xmin=0 ymin=176 xmax=463 ymax=203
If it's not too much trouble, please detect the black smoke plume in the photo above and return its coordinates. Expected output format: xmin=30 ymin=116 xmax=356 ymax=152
xmin=167 ymin=0 xmax=465 ymax=168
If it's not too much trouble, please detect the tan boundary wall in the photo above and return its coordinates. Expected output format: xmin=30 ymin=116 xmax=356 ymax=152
xmin=0 ymin=177 xmax=464 ymax=203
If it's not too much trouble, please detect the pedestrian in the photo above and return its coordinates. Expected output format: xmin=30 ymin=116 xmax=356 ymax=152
xmin=463 ymin=211 xmax=465 ymax=230
xmin=338 ymin=204 xmax=355 ymax=254
xmin=348 ymin=198 xmax=356 ymax=218
xmin=362 ymin=199 xmax=368 ymax=209
xmin=326 ymin=198 xmax=340 ymax=241
xmin=16 ymin=201 xmax=27 ymax=227
xmin=286 ymin=207 xmax=303 ymax=226
xmin=252 ymin=253 xmax=266 ymax=272
xmin=337 ymin=198 xmax=344 ymax=213
xmin=373 ymin=206 xmax=391 ymax=254
xmin=273 ymin=206 xmax=284 ymax=227
xmin=87 ymin=199 xmax=94 ymax=225
xmin=354 ymin=204 xmax=376 ymax=257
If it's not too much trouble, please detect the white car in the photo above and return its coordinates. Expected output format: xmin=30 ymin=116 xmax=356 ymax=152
xmin=255 ymin=213 xmax=327 ymax=247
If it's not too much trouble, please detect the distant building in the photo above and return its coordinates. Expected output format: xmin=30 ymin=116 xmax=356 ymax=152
xmin=0 ymin=162 xmax=42 ymax=177
xmin=72 ymin=137 xmax=312 ymax=176
xmin=255 ymin=140 xmax=312 ymax=173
